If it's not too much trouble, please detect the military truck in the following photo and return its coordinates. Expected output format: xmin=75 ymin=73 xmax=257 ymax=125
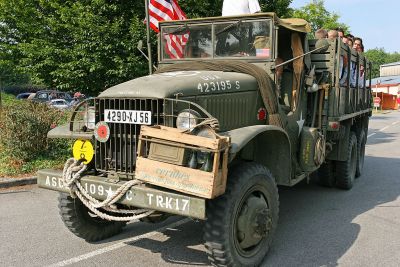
xmin=37 ymin=12 xmax=372 ymax=266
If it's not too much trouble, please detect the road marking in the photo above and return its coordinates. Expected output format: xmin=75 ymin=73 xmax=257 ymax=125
xmin=368 ymin=120 xmax=399 ymax=139
xmin=47 ymin=218 xmax=191 ymax=267
xmin=379 ymin=126 xmax=390 ymax=131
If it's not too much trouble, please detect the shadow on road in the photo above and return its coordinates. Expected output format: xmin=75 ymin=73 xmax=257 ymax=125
xmin=370 ymin=115 xmax=392 ymax=120
xmin=367 ymin=128 xmax=398 ymax=146
xmin=130 ymin=220 xmax=209 ymax=265
xmin=93 ymin=215 xmax=209 ymax=265
xmin=262 ymin=155 xmax=400 ymax=266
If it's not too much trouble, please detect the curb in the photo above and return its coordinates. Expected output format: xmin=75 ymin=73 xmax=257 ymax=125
xmin=0 ymin=177 xmax=37 ymax=189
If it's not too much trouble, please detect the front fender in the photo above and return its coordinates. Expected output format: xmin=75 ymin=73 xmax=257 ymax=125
xmin=221 ymin=125 xmax=292 ymax=185
xmin=47 ymin=123 xmax=93 ymax=140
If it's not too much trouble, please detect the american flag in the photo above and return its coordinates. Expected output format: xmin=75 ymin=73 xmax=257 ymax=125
xmin=149 ymin=0 xmax=188 ymax=59
xmin=256 ymin=48 xmax=270 ymax=58
xmin=163 ymin=32 xmax=189 ymax=59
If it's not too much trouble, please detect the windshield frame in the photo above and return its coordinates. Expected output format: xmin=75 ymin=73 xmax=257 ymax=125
xmin=159 ymin=18 xmax=273 ymax=62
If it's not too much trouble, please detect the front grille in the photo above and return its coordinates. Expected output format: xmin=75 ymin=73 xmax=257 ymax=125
xmin=95 ymin=98 xmax=164 ymax=174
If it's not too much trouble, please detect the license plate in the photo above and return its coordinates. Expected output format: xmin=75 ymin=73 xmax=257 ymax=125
xmin=105 ymin=109 xmax=151 ymax=125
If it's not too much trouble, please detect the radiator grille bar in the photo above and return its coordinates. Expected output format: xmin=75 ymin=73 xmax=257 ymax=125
xmin=95 ymin=98 xmax=164 ymax=174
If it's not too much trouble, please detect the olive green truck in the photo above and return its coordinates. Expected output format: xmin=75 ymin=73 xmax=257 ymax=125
xmin=38 ymin=13 xmax=372 ymax=266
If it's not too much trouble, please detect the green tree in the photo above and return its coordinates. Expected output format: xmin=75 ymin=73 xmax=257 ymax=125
xmin=181 ymin=0 xmax=293 ymax=18
xmin=387 ymin=52 xmax=400 ymax=64
xmin=364 ymin=48 xmax=388 ymax=78
xmin=0 ymin=61 xmax=31 ymax=87
xmin=292 ymin=0 xmax=349 ymax=36
xmin=0 ymin=0 xmax=149 ymax=95
xmin=260 ymin=0 xmax=293 ymax=18
xmin=0 ymin=35 xmax=30 ymax=86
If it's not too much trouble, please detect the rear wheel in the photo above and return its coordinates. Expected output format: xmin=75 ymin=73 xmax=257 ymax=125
xmin=356 ymin=129 xmax=366 ymax=178
xmin=336 ymin=132 xmax=357 ymax=190
xmin=58 ymin=193 xmax=126 ymax=242
xmin=204 ymin=162 xmax=279 ymax=267
xmin=317 ymin=160 xmax=336 ymax=187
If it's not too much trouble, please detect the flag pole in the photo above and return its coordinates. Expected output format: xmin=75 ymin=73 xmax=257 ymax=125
xmin=144 ymin=0 xmax=153 ymax=75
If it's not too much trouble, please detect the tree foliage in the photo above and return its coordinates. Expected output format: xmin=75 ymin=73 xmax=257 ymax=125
xmin=0 ymin=0 xmax=293 ymax=95
xmin=181 ymin=0 xmax=293 ymax=18
xmin=0 ymin=0 xmax=149 ymax=94
xmin=292 ymin=0 xmax=349 ymax=36
xmin=364 ymin=48 xmax=400 ymax=78
xmin=260 ymin=0 xmax=293 ymax=18
xmin=0 ymin=33 xmax=30 ymax=86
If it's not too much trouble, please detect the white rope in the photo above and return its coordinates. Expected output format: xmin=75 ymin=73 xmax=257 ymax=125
xmin=62 ymin=158 xmax=154 ymax=221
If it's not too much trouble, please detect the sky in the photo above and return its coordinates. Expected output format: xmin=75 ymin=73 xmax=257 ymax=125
xmin=290 ymin=0 xmax=400 ymax=53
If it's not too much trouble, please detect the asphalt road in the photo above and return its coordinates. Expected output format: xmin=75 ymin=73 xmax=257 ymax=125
xmin=1 ymin=111 xmax=399 ymax=267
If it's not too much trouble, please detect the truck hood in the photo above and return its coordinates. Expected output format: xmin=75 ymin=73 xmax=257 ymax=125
xmin=99 ymin=70 xmax=258 ymax=98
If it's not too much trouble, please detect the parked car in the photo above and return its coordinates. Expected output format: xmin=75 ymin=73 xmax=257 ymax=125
xmin=31 ymin=90 xmax=72 ymax=103
xmin=48 ymin=99 xmax=71 ymax=110
xmin=16 ymin=92 xmax=34 ymax=100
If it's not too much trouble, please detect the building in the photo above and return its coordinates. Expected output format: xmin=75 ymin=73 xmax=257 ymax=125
xmin=370 ymin=62 xmax=400 ymax=109
xmin=380 ymin=61 xmax=400 ymax=77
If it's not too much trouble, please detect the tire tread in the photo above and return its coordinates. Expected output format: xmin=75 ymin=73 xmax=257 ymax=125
xmin=204 ymin=162 xmax=279 ymax=267
xmin=58 ymin=193 xmax=125 ymax=242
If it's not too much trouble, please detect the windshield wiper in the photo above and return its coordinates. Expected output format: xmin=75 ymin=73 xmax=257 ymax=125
xmin=216 ymin=20 xmax=242 ymax=36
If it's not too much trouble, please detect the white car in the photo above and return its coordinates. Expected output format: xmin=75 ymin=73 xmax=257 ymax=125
xmin=49 ymin=99 xmax=71 ymax=110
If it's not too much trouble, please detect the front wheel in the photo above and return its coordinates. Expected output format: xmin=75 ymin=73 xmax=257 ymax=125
xmin=58 ymin=193 xmax=126 ymax=242
xmin=204 ymin=162 xmax=279 ymax=267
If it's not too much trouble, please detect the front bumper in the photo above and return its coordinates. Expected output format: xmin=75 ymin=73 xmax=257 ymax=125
xmin=37 ymin=169 xmax=206 ymax=219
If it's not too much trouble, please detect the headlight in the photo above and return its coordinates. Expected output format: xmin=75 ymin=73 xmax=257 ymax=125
xmin=187 ymin=126 xmax=216 ymax=171
xmin=83 ymin=106 xmax=96 ymax=130
xmin=195 ymin=126 xmax=216 ymax=164
xmin=176 ymin=109 xmax=200 ymax=131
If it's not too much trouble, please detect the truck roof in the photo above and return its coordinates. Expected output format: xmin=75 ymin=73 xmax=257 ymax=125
xmin=160 ymin=12 xmax=311 ymax=33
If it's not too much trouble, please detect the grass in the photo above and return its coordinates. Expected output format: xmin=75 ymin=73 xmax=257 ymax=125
xmin=0 ymin=145 xmax=69 ymax=177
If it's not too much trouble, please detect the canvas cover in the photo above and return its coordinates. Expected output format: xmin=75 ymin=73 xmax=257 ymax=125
xmin=278 ymin=18 xmax=311 ymax=33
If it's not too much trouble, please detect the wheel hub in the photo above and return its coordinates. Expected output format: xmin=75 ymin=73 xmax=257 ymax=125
xmin=236 ymin=194 xmax=271 ymax=250
xmin=254 ymin=208 xmax=271 ymax=237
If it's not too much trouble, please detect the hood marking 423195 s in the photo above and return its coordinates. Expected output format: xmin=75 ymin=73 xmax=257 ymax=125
xmin=197 ymin=80 xmax=241 ymax=94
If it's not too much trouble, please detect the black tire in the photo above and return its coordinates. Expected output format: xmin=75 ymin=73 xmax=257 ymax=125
xmin=336 ymin=132 xmax=357 ymax=190
xmin=204 ymin=162 xmax=279 ymax=267
xmin=58 ymin=193 xmax=126 ymax=242
xmin=317 ymin=160 xmax=336 ymax=187
xmin=355 ymin=129 xmax=366 ymax=178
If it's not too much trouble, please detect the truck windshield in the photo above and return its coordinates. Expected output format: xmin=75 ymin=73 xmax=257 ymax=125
xmin=161 ymin=19 xmax=272 ymax=60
